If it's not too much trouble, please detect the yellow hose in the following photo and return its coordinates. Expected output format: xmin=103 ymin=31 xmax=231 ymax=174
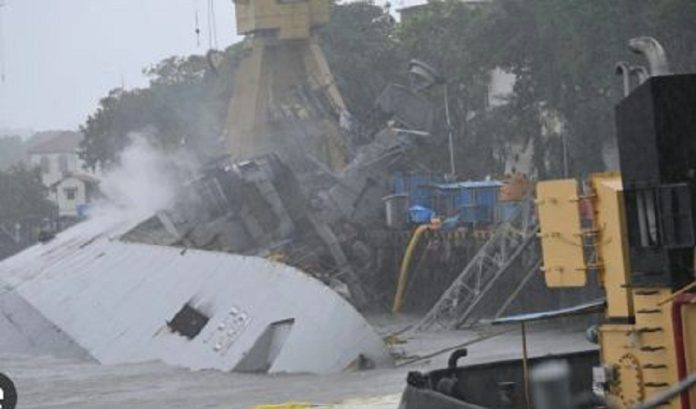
xmin=392 ymin=221 xmax=440 ymax=313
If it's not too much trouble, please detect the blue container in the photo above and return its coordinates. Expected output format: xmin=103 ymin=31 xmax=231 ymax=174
xmin=76 ymin=204 xmax=91 ymax=219
xmin=459 ymin=205 xmax=479 ymax=223
xmin=393 ymin=176 xmax=505 ymax=225
xmin=476 ymin=187 xmax=499 ymax=223
xmin=409 ymin=206 xmax=436 ymax=224
xmin=433 ymin=180 xmax=502 ymax=224
xmin=392 ymin=173 xmax=434 ymax=208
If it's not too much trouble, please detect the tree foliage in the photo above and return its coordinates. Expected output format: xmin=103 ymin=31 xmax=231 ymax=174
xmin=0 ymin=136 xmax=27 ymax=170
xmin=79 ymin=0 xmax=696 ymax=179
xmin=319 ymin=1 xmax=405 ymax=127
xmin=397 ymin=0 xmax=696 ymax=177
xmin=0 ymin=165 xmax=56 ymax=226
xmin=396 ymin=1 xmax=501 ymax=177
xmin=80 ymin=45 xmax=244 ymax=170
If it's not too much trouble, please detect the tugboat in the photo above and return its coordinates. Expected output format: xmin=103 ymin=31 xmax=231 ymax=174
xmin=400 ymin=37 xmax=696 ymax=409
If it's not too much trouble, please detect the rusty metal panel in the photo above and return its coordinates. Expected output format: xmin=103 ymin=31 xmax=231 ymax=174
xmin=537 ymin=179 xmax=587 ymax=287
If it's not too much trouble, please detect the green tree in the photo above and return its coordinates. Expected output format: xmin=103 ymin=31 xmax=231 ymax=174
xmin=390 ymin=0 xmax=696 ymax=178
xmin=396 ymin=1 xmax=502 ymax=177
xmin=78 ymin=0 xmax=696 ymax=179
xmin=319 ymin=1 xmax=405 ymax=127
xmin=0 ymin=136 xmax=27 ymax=170
xmin=462 ymin=0 xmax=696 ymax=177
xmin=80 ymin=2 xmax=403 ymax=169
xmin=80 ymin=45 xmax=243 ymax=170
xmin=0 ymin=165 xmax=56 ymax=227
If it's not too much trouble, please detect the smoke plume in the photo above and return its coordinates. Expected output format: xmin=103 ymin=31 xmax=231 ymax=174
xmin=95 ymin=134 xmax=197 ymax=222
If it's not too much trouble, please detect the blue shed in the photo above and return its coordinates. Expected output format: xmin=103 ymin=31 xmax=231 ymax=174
xmin=392 ymin=173 xmax=435 ymax=208
xmin=432 ymin=180 xmax=503 ymax=225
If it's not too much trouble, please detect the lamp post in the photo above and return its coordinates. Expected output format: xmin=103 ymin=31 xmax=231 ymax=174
xmin=443 ymin=82 xmax=456 ymax=177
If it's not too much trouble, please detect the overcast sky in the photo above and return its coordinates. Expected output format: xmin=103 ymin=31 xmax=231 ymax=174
xmin=0 ymin=0 xmax=417 ymax=134
xmin=0 ymin=0 xmax=238 ymax=133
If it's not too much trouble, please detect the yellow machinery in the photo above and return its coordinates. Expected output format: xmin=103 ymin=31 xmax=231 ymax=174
xmin=534 ymin=38 xmax=696 ymax=408
xmin=537 ymin=173 xmax=696 ymax=409
xmin=224 ymin=0 xmax=349 ymax=170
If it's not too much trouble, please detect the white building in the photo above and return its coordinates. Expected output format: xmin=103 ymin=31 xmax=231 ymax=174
xmin=27 ymin=131 xmax=100 ymax=218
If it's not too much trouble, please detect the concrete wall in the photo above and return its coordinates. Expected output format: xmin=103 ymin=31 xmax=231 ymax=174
xmin=53 ymin=177 xmax=88 ymax=217
xmin=30 ymin=152 xmax=83 ymax=187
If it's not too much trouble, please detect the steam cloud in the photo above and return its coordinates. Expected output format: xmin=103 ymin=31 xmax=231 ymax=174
xmin=94 ymin=135 xmax=197 ymax=222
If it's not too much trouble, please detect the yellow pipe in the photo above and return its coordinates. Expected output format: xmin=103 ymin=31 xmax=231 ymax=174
xmin=392 ymin=221 xmax=440 ymax=313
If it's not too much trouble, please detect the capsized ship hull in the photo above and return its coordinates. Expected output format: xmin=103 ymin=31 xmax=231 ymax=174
xmin=0 ymin=211 xmax=392 ymax=374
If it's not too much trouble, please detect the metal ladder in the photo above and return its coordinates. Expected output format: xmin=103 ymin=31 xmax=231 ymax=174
xmin=415 ymin=199 xmax=539 ymax=330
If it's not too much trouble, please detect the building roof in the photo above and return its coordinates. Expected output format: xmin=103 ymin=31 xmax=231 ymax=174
xmin=47 ymin=173 xmax=101 ymax=190
xmin=27 ymin=131 xmax=83 ymax=154
xmin=64 ymin=173 xmax=100 ymax=184
xmin=430 ymin=180 xmax=503 ymax=190
xmin=489 ymin=298 xmax=606 ymax=325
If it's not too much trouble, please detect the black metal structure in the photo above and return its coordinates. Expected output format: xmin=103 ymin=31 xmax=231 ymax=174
xmin=615 ymin=74 xmax=696 ymax=288
xmin=400 ymin=349 xmax=598 ymax=409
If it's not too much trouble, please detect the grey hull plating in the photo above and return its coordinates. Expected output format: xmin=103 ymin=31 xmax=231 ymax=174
xmin=0 ymin=211 xmax=392 ymax=374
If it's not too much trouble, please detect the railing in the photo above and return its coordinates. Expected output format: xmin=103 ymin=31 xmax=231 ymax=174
xmin=415 ymin=198 xmax=539 ymax=330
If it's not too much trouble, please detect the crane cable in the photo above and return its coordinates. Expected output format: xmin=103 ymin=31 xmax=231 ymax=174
xmin=0 ymin=0 xmax=6 ymax=83
xmin=194 ymin=0 xmax=201 ymax=48
xmin=207 ymin=0 xmax=219 ymax=50
xmin=193 ymin=0 xmax=218 ymax=50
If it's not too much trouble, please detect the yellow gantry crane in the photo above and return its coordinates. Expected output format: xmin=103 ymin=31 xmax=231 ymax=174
xmin=223 ymin=0 xmax=350 ymax=171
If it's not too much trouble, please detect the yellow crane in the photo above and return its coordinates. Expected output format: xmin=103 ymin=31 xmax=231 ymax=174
xmin=223 ymin=0 xmax=349 ymax=171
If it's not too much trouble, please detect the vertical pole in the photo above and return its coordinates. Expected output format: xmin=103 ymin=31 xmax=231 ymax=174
xmin=55 ymin=188 xmax=60 ymax=232
xmin=522 ymin=321 xmax=531 ymax=409
xmin=561 ymin=132 xmax=568 ymax=178
xmin=0 ymin=0 xmax=6 ymax=83
xmin=444 ymin=84 xmax=456 ymax=177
